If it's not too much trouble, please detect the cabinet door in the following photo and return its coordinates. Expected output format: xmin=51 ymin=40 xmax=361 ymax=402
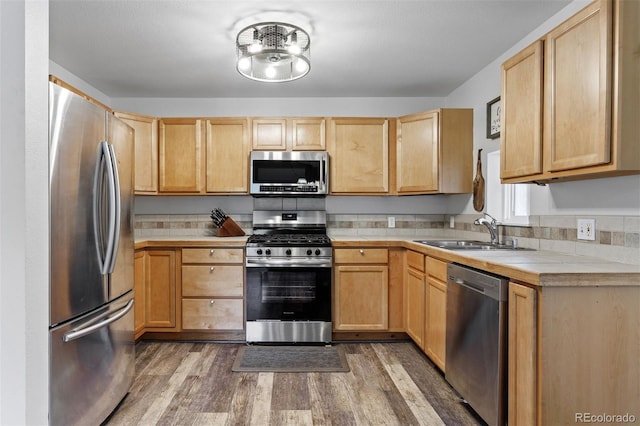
xmin=405 ymin=267 xmax=425 ymax=346
xmin=159 ymin=118 xmax=203 ymax=192
xmin=334 ymin=248 xmax=388 ymax=264
xmin=145 ymin=250 xmax=176 ymax=328
xmin=252 ymin=118 xmax=287 ymax=150
xmin=545 ymin=0 xmax=612 ymax=172
xmin=181 ymin=265 xmax=243 ymax=297
xmin=334 ymin=265 xmax=388 ymax=330
xmin=425 ymin=277 xmax=447 ymax=371
xmin=387 ymin=248 xmax=405 ymax=332
xmin=205 ymin=118 xmax=249 ymax=193
xmin=501 ymin=41 xmax=544 ymax=180
xmin=328 ymin=118 xmax=389 ymax=194
xmin=133 ymin=250 xmax=146 ymax=338
xmin=290 ymin=118 xmax=326 ymax=150
xmin=182 ymin=299 xmax=243 ymax=330
xmin=397 ymin=112 xmax=438 ymax=193
xmin=181 ymin=248 xmax=244 ymax=264
xmin=115 ymin=111 xmax=158 ymax=194
xmin=508 ymin=282 xmax=538 ymax=426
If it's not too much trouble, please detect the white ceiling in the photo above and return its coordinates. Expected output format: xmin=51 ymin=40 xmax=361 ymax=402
xmin=49 ymin=0 xmax=571 ymax=99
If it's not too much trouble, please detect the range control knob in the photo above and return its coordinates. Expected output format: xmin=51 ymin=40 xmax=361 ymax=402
xmin=306 ymin=249 xmax=313 ymax=256
xmin=256 ymin=249 xmax=263 ymax=255
xmin=285 ymin=249 xmax=292 ymax=256
xmin=265 ymin=249 xmax=271 ymax=256
xmin=315 ymin=249 xmax=321 ymax=255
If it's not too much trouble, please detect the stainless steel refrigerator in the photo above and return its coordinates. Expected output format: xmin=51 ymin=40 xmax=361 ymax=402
xmin=48 ymin=82 xmax=135 ymax=425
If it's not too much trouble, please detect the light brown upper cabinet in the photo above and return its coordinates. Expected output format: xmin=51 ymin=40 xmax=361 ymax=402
xmin=501 ymin=41 xmax=544 ymax=180
xmin=159 ymin=118 xmax=204 ymax=193
xmin=252 ymin=118 xmax=287 ymax=150
xmin=396 ymin=109 xmax=472 ymax=194
xmin=205 ymin=118 xmax=250 ymax=193
xmin=251 ymin=117 xmax=327 ymax=151
xmin=290 ymin=118 xmax=326 ymax=150
xmin=501 ymin=0 xmax=640 ymax=183
xmin=328 ymin=117 xmax=391 ymax=194
xmin=114 ymin=111 xmax=159 ymax=194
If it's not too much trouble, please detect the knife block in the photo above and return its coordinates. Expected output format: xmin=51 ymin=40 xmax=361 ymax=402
xmin=217 ymin=217 xmax=245 ymax=237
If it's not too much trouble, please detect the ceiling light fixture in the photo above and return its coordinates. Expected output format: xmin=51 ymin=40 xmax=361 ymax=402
xmin=236 ymin=22 xmax=310 ymax=83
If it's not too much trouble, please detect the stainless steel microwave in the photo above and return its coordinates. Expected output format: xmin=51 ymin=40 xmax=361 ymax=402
xmin=250 ymin=151 xmax=329 ymax=196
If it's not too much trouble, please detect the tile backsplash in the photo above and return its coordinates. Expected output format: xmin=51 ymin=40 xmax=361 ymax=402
xmin=134 ymin=213 xmax=640 ymax=265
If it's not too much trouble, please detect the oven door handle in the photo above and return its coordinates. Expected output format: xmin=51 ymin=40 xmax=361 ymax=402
xmin=246 ymin=258 xmax=332 ymax=268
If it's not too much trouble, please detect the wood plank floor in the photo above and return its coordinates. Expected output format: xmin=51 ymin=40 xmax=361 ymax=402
xmin=105 ymin=341 xmax=486 ymax=426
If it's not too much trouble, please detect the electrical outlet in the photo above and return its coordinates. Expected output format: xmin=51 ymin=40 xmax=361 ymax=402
xmin=388 ymin=216 xmax=396 ymax=228
xmin=577 ymin=218 xmax=596 ymax=241
xmin=449 ymin=216 xmax=455 ymax=228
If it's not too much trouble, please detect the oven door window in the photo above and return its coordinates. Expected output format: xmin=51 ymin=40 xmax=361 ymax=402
xmin=246 ymin=267 xmax=331 ymax=322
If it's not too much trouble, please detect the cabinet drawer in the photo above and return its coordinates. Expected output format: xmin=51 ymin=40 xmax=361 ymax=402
xmin=426 ymin=257 xmax=448 ymax=282
xmin=334 ymin=248 xmax=388 ymax=264
xmin=182 ymin=248 xmax=243 ymax=264
xmin=406 ymin=250 xmax=425 ymax=272
xmin=182 ymin=299 xmax=243 ymax=330
xmin=182 ymin=265 xmax=243 ymax=297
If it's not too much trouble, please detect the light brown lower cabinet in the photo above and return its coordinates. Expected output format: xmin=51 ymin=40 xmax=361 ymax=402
xmin=404 ymin=251 xmax=447 ymax=372
xmin=508 ymin=282 xmax=538 ymax=426
xmin=133 ymin=250 xmax=146 ymax=339
xmin=424 ymin=256 xmax=447 ymax=371
xmin=180 ymin=248 xmax=244 ymax=331
xmin=508 ymin=280 xmax=640 ymax=425
xmin=144 ymin=249 xmax=178 ymax=330
xmin=333 ymin=248 xmax=389 ymax=330
xmin=405 ymin=250 xmax=425 ymax=346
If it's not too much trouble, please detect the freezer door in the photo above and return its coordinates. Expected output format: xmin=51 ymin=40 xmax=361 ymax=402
xmin=49 ymin=83 xmax=108 ymax=325
xmin=49 ymin=292 xmax=134 ymax=426
xmin=107 ymin=114 xmax=134 ymax=302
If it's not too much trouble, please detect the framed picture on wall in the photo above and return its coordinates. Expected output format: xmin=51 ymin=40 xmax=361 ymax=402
xmin=486 ymin=96 xmax=501 ymax=139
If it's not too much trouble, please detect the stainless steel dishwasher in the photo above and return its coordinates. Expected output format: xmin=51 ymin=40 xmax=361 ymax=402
xmin=445 ymin=263 xmax=509 ymax=426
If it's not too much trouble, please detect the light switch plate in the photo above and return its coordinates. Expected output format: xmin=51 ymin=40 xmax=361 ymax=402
xmin=577 ymin=218 xmax=596 ymax=241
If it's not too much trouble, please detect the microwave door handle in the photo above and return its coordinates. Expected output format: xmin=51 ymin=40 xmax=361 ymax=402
xmin=321 ymin=157 xmax=327 ymax=190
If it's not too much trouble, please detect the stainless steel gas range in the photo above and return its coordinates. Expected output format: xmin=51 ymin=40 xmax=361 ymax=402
xmin=245 ymin=210 xmax=332 ymax=344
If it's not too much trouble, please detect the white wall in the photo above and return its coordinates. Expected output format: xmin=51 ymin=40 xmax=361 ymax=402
xmin=0 ymin=0 xmax=49 ymax=425
xmin=445 ymin=0 xmax=640 ymax=216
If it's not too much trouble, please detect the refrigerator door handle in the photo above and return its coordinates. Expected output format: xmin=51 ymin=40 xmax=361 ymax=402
xmin=62 ymin=299 xmax=134 ymax=343
xmin=92 ymin=141 xmax=117 ymax=275
xmin=106 ymin=144 xmax=121 ymax=274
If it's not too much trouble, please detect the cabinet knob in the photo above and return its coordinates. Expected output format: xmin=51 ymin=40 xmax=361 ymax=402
xmin=209 ymin=267 xmax=215 ymax=272
xmin=359 ymin=249 xmax=365 ymax=255
xmin=209 ymin=249 xmax=215 ymax=255
xmin=210 ymin=300 xmax=215 ymax=305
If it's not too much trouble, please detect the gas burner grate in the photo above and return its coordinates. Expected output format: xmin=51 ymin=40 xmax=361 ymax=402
xmin=247 ymin=233 xmax=331 ymax=247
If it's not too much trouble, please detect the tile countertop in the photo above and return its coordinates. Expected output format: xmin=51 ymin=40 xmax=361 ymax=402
xmin=135 ymin=235 xmax=640 ymax=287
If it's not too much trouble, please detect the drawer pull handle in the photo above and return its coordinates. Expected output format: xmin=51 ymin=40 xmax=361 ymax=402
xmin=209 ymin=249 xmax=215 ymax=255
xmin=210 ymin=300 xmax=215 ymax=305
xmin=359 ymin=249 xmax=364 ymax=255
xmin=209 ymin=267 xmax=215 ymax=272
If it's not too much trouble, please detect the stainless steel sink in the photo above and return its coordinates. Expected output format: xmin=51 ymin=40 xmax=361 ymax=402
xmin=413 ymin=239 xmax=533 ymax=251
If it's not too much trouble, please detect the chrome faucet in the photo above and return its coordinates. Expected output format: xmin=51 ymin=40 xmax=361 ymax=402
xmin=474 ymin=213 xmax=500 ymax=244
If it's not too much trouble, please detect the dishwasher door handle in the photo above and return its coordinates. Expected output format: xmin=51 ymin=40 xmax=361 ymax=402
xmin=452 ymin=277 xmax=486 ymax=294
